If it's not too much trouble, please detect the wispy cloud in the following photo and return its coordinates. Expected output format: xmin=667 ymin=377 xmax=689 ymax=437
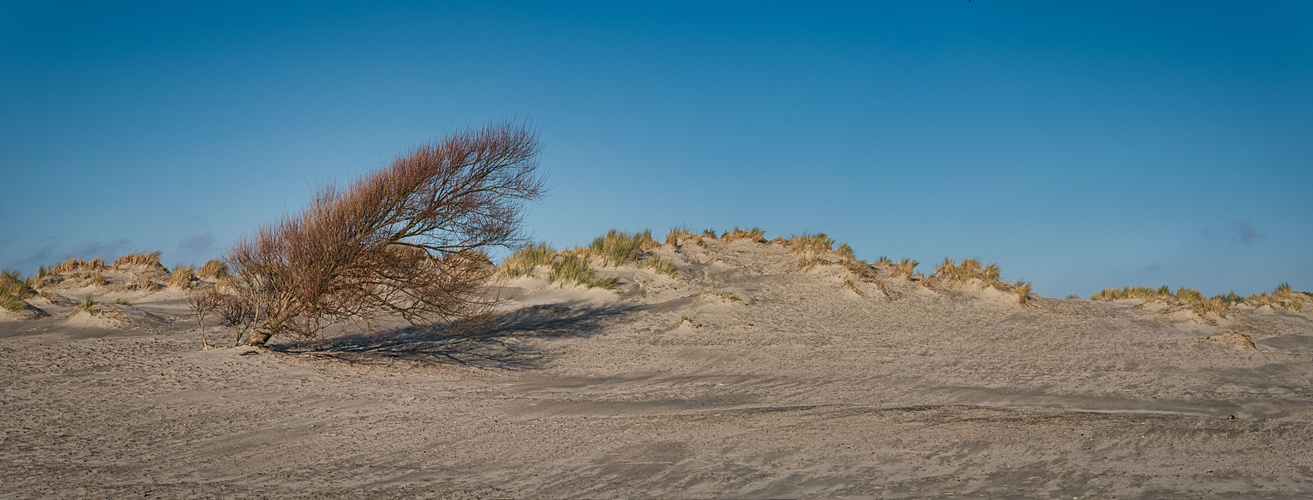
xmin=67 ymin=238 xmax=132 ymax=260
xmin=178 ymin=232 xmax=217 ymax=254
xmin=1200 ymin=220 xmax=1265 ymax=245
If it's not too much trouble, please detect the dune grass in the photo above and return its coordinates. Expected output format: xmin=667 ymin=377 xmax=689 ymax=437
xmin=787 ymin=233 xmax=834 ymax=256
xmin=665 ymin=227 xmax=698 ymax=246
xmin=932 ymin=257 xmax=1032 ymax=305
xmin=1244 ymin=283 xmax=1305 ymax=312
xmin=889 ymin=258 xmax=920 ymax=279
xmin=112 ymin=251 xmax=162 ymax=270
xmin=48 ymin=257 xmax=107 ymax=274
xmin=1090 ymin=284 xmax=1241 ymax=317
xmin=1 ymin=269 xmax=37 ymax=312
xmin=646 ymin=256 xmax=678 ymax=278
xmin=589 ymin=229 xmax=656 ymax=266
xmin=548 ymin=254 xmax=617 ymax=289
xmin=700 ymin=289 xmax=743 ymax=303
xmin=721 ymin=227 xmax=766 ymax=243
xmin=169 ymin=264 xmax=196 ymax=289
xmin=500 ymin=242 xmax=556 ymax=279
xmin=196 ymin=259 xmax=229 ymax=280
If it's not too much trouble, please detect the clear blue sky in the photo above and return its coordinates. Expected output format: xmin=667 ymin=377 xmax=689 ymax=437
xmin=2 ymin=1 xmax=1310 ymax=298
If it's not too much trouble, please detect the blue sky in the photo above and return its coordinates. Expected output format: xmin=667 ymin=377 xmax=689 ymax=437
xmin=2 ymin=1 xmax=1310 ymax=298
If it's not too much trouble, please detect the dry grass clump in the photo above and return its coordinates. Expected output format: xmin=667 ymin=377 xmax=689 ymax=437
xmin=169 ymin=264 xmax=196 ymax=289
xmin=48 ymin=257 xmax=107 ymax=274
xmin=843 ymin=278 xmax=865 ymax=297
xmin=788 ymin=233 xmax=834 ymax=256
xmin=700 ymin=289 xmax=743 ymax=303
xmin=500 ymin=242 xmax=556 ymax=279
xmin=721 ymin=227 xmax=765 ymax=243
xmin=931 ymin=257 xmax=1032 ymax=305
xmin=646 ymin=257 xmax=678 ymax=278
xmin=1090 ymin=285 xmax=1175 ymax=302
xmin=1 ymin=269 xmax=37 ymax=312
xmin=888 ymin=258 xmax=919 ymax=279
xmin=589 ymin=229 xmax=656 ymax=266
xmin=83 ymin=269 xmax=107 ymax=286
xmin=548 ymin=254 xmax=617 ymax=289
xmin=665 ymin=226 xmax=700 ymax=246
xmin=1090 ymin=284 xmax=1234 ymax=317
xmin=1245 ymin=283 xmax=1305 ymax=312
xmin=196 ymin=259 xmax=229 ymax=280
xmin=112 ymin=251 xmax=162 ymax=270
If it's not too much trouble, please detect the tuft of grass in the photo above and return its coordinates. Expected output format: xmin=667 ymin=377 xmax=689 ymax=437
xmin=83 ymin=269 xmax=107 ymax=286
xmin=933 ymin=257 xmax=1032 ymax=305
xmin=48 ymin=257 xmax=107 ymax=274
xmin=1245 ymin=283 xmax=1307 ymax=311
xmin=1 ymin=269 xmax=37 ymax=312
xmin=1013 ymin=280 xmax=1033 ymax=306
xmin=701 ymin=228 xmax=718 ymax=239
xmin=589 ymin=229 xmax=656 ymax=266
xmin=665 ymin=226 xmax=699 ymax=246
xmin=843 ymin=278 xmax=865 ymax=297
xmin=1090 ymin=285 xmax=1176 ymax=302
xmin=112 ymin=251 xmax=163 ymax=270
xmin=700 ymin=289 xmax=743 ymax=303
xmin=787 ymin=233 xmax=833 ymax=256
xmin=75 ymin=295 xmax=97 ymax=313
xmin=645 ymin=256 xmax=678 ymax=278
xmin=890 ymin=258 xmax=919 ymax=279
xmin=548 ymin=254 xmax=617 ymax=289
xmin=196 ymin=259 xmax=229 ymax=280
xmin=112 ymin=298 xmax=132 ymax=305
xmin=835 ymin=243 xmax=857 ymax=263
xmin=1066 ymin=294 xmax=1081 ymax=300
xmin=500 ymin=242 xmax=556 ymax=279
xmin=875 ymin=256 xmax=894 ymax=266
xmin=1191 ymin=297 xmax=1229 ymax=317
xmin=875 ymin=279 xmax=893 ymax=301
xmin=721 ymin=227 xmax=766 ymax=243
xmin=1091 ymin=284 xmax=1232 ymax=317
xmin=169 ymin=264 xmax=196 ymax=289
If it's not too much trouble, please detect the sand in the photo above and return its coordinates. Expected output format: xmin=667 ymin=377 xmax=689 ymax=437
xmin=3 ymin=238 xmax=1312 ymax=498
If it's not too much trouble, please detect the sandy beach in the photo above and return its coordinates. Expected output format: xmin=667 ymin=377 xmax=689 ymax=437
xmin=3 ymin=237 xmax=1312 ymax=498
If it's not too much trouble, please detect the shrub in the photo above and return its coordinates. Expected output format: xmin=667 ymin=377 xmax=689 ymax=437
xmin=0 ymin=269 xmax=37 ymax=312
xmin=548 ymin=254 xmax=617 ymax=289
xmin=169 ymin=264 xmax=196 ymax=289
xmin=500 ymin=242 xmax=556 ymax=279
xmin=113 ymin=251 xmax=163 ymax=269
xmin=196 ymin=259 xmax=229 ymax=279
xmin=225 ymin=122 xmax=546 ymax=345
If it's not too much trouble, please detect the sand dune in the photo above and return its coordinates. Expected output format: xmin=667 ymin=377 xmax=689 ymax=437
xmin=3 ymin=237 xmax=1312 ymax=498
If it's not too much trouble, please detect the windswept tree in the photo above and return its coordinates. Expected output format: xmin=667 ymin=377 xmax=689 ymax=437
xmin=223 ymin=122 xmax=546 ymax=346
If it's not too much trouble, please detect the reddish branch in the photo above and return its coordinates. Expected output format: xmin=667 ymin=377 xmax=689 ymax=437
xmin=224 ymin=122 xmax=545 ymax=345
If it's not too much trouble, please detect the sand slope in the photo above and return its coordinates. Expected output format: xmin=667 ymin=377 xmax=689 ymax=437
xmin=3 ymin=239 xmax=1312 ymax=498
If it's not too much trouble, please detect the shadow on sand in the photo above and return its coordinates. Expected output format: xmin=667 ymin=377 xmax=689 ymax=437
xmin=267 ymin=302 xmax=638 ymax=371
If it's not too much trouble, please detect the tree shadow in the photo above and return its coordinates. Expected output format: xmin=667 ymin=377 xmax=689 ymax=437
xmin=267 ymin=302 xmax=638 ymax=371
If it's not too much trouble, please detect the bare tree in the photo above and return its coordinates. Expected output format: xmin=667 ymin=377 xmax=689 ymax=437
xmin=186 ymin=288 xmax=223 ymax=348
xmin=225 ymin=122 xmax=546 ymax=346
